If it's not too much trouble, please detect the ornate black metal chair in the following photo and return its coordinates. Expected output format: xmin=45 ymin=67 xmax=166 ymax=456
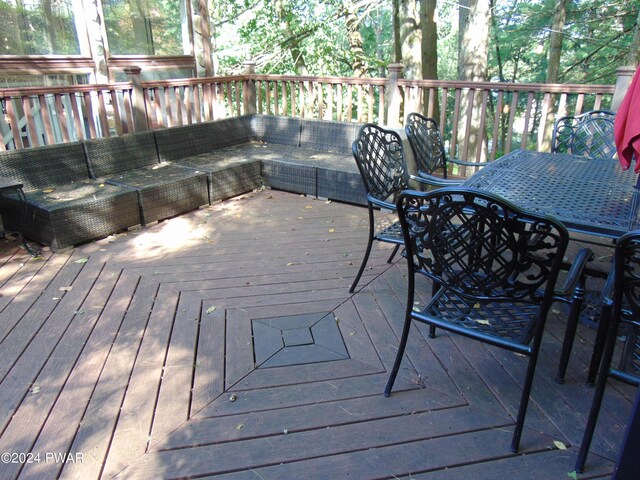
xmin=384 ymin=187 xmax=592 ymax=452
xmin=350 ymin=124 xmax=409 ymax=293
xmin=575 ymin=230 xmax=640 ymax=473
xmin=404 ymin=112 xmax=488 ymax=187
xmin=551 ymin=110 xmax=616 ymax=158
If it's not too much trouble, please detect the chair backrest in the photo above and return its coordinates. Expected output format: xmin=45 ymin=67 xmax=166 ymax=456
xmin=396 ymin=187 xmax=569 ymax=307
xmin=611 ymin=230 xmax=640 ymax=379
xmin=405 ymin=112 xmax=447 ymax=176
xmin=551 ymin=110 xmax=616 ymax=158
xmin=352 ymin=123 xmax=409 ymax=205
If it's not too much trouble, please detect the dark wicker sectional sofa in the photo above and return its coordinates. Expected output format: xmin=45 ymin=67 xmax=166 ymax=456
xmin=0 ymin=115 xmax=369 ymax=252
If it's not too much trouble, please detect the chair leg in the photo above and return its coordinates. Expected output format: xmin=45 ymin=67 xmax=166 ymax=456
xmin=556 ymin=278 xmax=587 ymax=384
xmin=586 ymin=304 xmax=613 ymax=387
xmin=386 ymin=244 xmax=400 ymax=264
xmin=384 ymin=273 xmax=416 ymax=397
xmin=350 ymin=208 xmax=376 ymax=294
xmin=511 ymin=341 xmax=542 ymax=453
xmin=575 ymin=315 xmax=619 ymax=473
xmin=384 ymin=312 xmax=413 ymax=397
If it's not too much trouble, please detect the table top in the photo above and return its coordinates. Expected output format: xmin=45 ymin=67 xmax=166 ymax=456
xmin=0 ymin=176 xmax=23 ymax=192
xmin=462 ymin=149 xmax=640 ymax=239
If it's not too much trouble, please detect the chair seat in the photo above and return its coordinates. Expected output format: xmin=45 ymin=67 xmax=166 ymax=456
xmin=376 ymin=221 xmax=404 ymax=244
xmin=419 ymin=288 xmax=540 ymax=347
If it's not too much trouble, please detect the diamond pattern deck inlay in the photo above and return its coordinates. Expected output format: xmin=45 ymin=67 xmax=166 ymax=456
xmin=252 ymin=312 xmax=349 ymax=368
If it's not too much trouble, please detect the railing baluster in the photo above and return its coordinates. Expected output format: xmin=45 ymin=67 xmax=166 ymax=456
xmin=97 ymin=90 xmax=110 ymax=137
xmin=110 ymin=90 xmax=123 ymax=135
xmin=491 ymin=91 xmax=503 ymax=161
xmin=575 ymin=93 xmax=585 ymax=115
xmin=476 ymin=90 xmax=489 ymax=163
xmin=378 ymin=85 xmax=385 ymax=125
xmin=83 ymin=92 xmax=97 ymax=139
xmin=6 ymin=99 xmax=24 ymax=149
xmin=462 ymin=89 xmax=475 ymax=161
xmin=450 ymin=88 xmax=462 ymax=159
xmin=594 ymin=94 xmax=603 ymax=111
xmin=22 ymin=96 xmax=41 ymax=147
xmin=521 ymin=91 xmax=535 ymax=150
xmin=54 ymin=94 xmax=70 ymax=142
xmin=184 ymin=85 xmax=193 ymax=125
xmin=282 ymin=81 xmax=288 ymax=116
xmin=506 ymin=92 xmax=519 ymax=155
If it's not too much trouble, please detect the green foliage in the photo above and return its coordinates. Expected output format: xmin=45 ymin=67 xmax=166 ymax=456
xmin=492 ymin=0 xmax=637 ymax=84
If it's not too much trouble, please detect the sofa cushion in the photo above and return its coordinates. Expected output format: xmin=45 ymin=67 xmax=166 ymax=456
xmin=155 ymin=116 xmax=254 ymax=162
xmin=299 ymin=119 xmax=360 ymax=154
xmin=0 ymin=142 xmax=89 ymax=191
xmin=84 ymin=131 xmax=159 ymax=178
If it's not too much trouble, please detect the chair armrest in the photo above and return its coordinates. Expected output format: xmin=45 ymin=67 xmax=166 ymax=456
xmin=554 ymin=247 xmax=594 ymax=297
xmin=448 ymin=158 xmax=491 ymax=168
xmin=411 ymin=173 xmax=463 ymax=187
xmin=368 ymin=195 xmax=396 ymax=211
xmin=600 ymin=264 xmax=615 ymax=306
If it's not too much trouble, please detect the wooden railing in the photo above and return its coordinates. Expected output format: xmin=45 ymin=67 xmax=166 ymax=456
xmin=1 ymin=65 xmax=620 ymax=163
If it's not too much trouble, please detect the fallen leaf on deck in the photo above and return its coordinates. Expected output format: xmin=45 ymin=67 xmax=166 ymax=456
xmin=74 ymin=258 xmax=88 ymax=264
xmin=567 ymin=471 xmax=577 ymax=480
xmin=59 ymin=286 xmax=73 ymax=291
xmin=236 ymin=424 xmax=245 ymax=430
xmin=206 ymin=306 xmax=217 ymax=314
xmin=31 ymin=385 xmax=41 ymax=395
xmin=553 ymin=440 xmax=567 ymax=450
xmin=328 ymin=228 xmax=335 ymax=233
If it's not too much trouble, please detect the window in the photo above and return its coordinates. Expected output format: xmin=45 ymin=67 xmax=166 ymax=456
xmin=103 ymin=0 xmax=189 ymax=56
xmin=0 ymin=0 xmax=81 ymax=55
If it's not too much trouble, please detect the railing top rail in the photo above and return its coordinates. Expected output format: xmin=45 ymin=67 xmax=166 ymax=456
xmin=141 ymin=75 xmax=247 ymax=88
xmin=251 ymin=74 xmax=388 ymax=86
xmin=0 ymin=82 xmax=133 ymax=96
xmin=397 ymin=78 xmax=615 ymax=94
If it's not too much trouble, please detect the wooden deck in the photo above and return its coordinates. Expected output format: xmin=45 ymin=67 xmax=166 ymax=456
xmin=0 ymin=189 xmax=633 ymax=479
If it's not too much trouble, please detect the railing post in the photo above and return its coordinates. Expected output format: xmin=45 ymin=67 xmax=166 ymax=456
xmin=243 ymin=60 xmax=257 ymax=115
xmin=387 ymin=63 xmax=404 ymax=127
xmin=124 ymin=66 xmax=148 ymax=132
xmin=611 ymin=66 xmax=637 ymax=112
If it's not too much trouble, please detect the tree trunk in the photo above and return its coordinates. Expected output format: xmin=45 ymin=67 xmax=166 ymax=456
xmin=421 ymin=0 xmax=439 ymax=120
xmin=276 ymin=0 xmax=308 ymax=75
xmin=392 ymin=0 xmax=401 ymax=62
xmin=398 ymin=0 xmax=422 ymax=80
xmin=342 ymin=0 xmax=367 ymax=78
xmin=628 ymin=8 xmax=640 ymax=66
xmin=539 ymin=0 xmax=568 ymax=152
xmin=457 ymin=0 xmax=490 ymax=166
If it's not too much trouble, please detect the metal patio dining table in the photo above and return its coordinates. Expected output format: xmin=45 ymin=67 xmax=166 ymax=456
xmin=464 ymin=148 xmax=639 ymax=479
xmin=462 ymin=149 xmax=640 ymax=240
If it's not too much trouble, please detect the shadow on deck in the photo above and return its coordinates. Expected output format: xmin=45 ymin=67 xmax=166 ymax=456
xmin=0 ymin=189 xmax=632 ymax=479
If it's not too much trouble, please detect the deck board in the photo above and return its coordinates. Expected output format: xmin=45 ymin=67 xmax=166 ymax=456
xmin=0 ymin=189 xmax=630 ymax=479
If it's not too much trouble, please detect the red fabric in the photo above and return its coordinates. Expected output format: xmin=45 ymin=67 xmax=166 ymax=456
xmin=615 ymin=66 xmax=640 ymax=173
